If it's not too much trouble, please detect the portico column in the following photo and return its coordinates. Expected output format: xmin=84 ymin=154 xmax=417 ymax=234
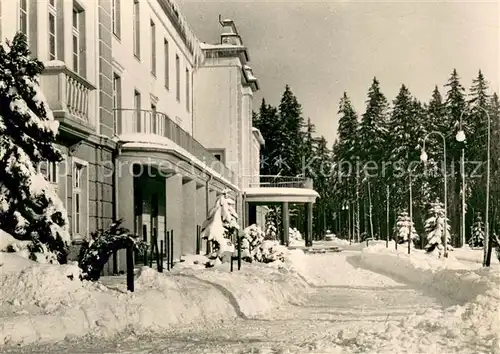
xmin=166 ymin=173 xmax=183 ymax=262
xmin=115 ymin=159 xmax=135 ymax=273
xmin=306 ymin=202 xmax=313 ymax=247
xmin=282 ymin=201 xmax=289 ymax=246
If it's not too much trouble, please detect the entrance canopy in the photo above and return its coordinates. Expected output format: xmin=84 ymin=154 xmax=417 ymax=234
xmin=243 ymin=187 xmax=319 ymax=204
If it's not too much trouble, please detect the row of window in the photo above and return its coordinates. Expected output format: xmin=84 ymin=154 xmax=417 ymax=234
xmin=19 ymin=0 xmax=84 ymax=75
xmin=113 ymin=0 xmax=190 ymax=111
xmin=39 ymin=159 xmax=87 ymax=241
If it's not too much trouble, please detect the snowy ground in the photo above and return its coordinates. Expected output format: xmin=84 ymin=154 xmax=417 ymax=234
xmin=2 ymin=250 xmax=464 ymax=354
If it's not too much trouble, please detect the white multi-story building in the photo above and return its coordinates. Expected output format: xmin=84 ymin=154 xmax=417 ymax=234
xmin=1 ymin=0 xmax=318 ymax=269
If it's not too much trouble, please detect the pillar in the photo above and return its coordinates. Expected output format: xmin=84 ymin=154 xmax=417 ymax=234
xmin=166 ymin=173 xmax=183 ymax=262
xmin=282 ymin=201 xmax=289 ymax=246
xmin=182 ymin=179 xmax=197 ymax=255
xmin=196 ymin=185 xmax=206 ymax=254
xmin=244 ymin=201 xmax=250 ymax=228
xmin=208 ymin=190 xmax=217 ymax=209
xmin=114 ymin=159 xmax=135 ymax=273
xmin=306 ymin=202 xmax=313 ymax=247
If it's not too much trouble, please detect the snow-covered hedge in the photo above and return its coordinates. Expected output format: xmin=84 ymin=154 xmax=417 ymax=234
xmin=241 ymin=224 xmax=290 ymax=264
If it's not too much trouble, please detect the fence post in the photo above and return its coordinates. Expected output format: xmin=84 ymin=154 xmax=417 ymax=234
xmin=237 ymin=232 xmax=242 ymax=271
xmin=126 ymin=244 xmax=134 ymax=292
xmin=160 ymin=239 xmax=164 ymax=272
xmin=152 ymin=228 xmax=162 ymax=273
xmin=170 ymin=229 xmax=174 ymax=269
xmin=166 ymin=231 xmax=171 ymax=271
xmin=143 ymin=224 xmax=148 ymax=266
xmin=196 ymin=225 xmax=201 ymax=255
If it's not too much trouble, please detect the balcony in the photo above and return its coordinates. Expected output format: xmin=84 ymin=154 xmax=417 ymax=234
xmin=114 ymin=109 xmax=236 ymax=184
xmin=241 ymin=175 xmax=318 ymax=204
xmin=244 ymin=175 xmax=314 ymax=189
xmin=40 ymin=61 xmax=96 ymax=140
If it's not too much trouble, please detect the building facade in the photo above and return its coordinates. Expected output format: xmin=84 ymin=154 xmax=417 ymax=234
xmin=1 ymin=0 xmax=269 ymax=270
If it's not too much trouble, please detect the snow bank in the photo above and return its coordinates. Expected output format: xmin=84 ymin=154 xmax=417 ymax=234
xmin=453 ymin=246 xmax=499 ymax=265
xmin=359 ymin=243 xmax=498 ymax=303
xmin=341 ymin=243 xmax=500 ymax=353
xmin=0 ymin=252 xmax=310 ymax=346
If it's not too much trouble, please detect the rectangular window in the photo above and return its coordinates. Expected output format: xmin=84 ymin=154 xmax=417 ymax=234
xmin=151 ymin=104 xmax=157 ymax=134
xmin=164 ymin=39 xmax=169 ymax=89
xmin=134 ymin=90 xmax=141 ymax=132
xmin=185 ymin=68 xmax=190 ymax=112
xmin=112 ymin=0 xmax=121 ymax=38
xmin=113 ymin=74 xmax=121 ymax=134
xmin=150 ymin=20 xmax=156 ymax=75
xmin=72 ymin=6 xmax=81 ymax=73
xmin=72 ymin=159 xmax=88 ymax=240
xmin=39 ymin=161 xmax=59 ymax=184
xmin=19 ymin=0 xmax=28 ymax=38
xmin=133 ymin=0 xmax=140 ymax=58
xmin=48 ymin=1 xmax=57 ymax=60
xmin=175 ymin=54 xmax=180 ymax=101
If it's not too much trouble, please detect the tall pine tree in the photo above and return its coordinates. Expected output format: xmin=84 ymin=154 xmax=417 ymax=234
xmin=0 ymin=33 xmax=69 ymax=263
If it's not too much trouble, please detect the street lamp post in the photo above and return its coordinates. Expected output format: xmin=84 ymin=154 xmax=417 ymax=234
xmin=386 ymin=185 xmax=390 ymax=248
xmin=408 ymin=171 xmax=413 ymax=255
xmin=421 ymin=131 xmax=449 ymax=258
xmin=457 ymin=110 xmax=467 ymax=248
xmin=457 ymin=107 xmax=492 ymax=266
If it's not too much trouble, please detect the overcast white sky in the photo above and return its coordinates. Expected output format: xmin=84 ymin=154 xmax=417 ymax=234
xmin=178 ymin=0 xmax=499 ymax=145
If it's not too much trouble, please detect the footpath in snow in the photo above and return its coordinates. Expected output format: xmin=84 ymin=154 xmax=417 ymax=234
xmin=1 ymin=239 xmax=499 ymax=353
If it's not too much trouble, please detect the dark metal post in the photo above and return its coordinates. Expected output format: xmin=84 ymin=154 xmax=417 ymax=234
xmin=170 ymin=229 xmax=174 ymax=268
xmin=166 ymin=231 xmax=171 ymax=271
xmin=126 ymin=244 xmax=134 ymax=292
xmin=143 ymin=224 xmax=148 ymax=266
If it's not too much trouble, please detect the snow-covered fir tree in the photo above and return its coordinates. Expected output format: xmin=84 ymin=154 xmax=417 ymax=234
xmin=393 ymin=211 xmax=419 ymax=245
xmin=264 ymin=211 xmax=278 ymax=240
xmin=200 ymin=189 xmax=239 ymax=264
xmin=0 ymin=33 xmax=69 ymax=263
xmin=424 ymin=201 xmax=453 ymax=255
xmin=468 ymin=212 xmax=484 ymax=248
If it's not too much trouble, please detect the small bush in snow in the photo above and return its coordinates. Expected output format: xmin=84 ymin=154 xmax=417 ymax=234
xmin=242 ymin=224 xmax=265 ymax=250
xmin=393 ymin=211 xmax=419 ymax=246
xmin=200 ymin=189 xmax=240 ymax=265
xmin=424 ymin=201 xmax=453 ymax=256
xmin=469 ymin=212 xmax=484 ymax=248
xmin=0 ymin=33 xmax=70 ymax=263
xmin=77 ymin=219 xmax=146 ymax=281
xmin=253 ymin=240 xmax=288 ymax=263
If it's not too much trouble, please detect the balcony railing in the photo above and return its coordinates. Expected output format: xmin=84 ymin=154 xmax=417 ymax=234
xmin=243 ymin=175 xmax=314 ymax=189
xmin=114 ymin=108 xmax=236 ymax=184
xmin=40 ymin=61 xmax=96 ymax=128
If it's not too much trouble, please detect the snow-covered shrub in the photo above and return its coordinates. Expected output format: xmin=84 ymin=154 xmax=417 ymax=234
xmin=393 ymin=211 xmax=419 ymax=245
xmin=469 ymin=212 xmax=484 ymax=248
xmin=0 ymin=33 xmax=70 ymax=263
xmin=77 ymin=219 xmax=146 ymax=281
xmin=253 ymin=240 xmax=288 ymax=263
xmin=289 ymin=227 xmax=303 ymax=242
xmin=424 ymin=201 xmax=453 ymax=256
xmin=200 ymin=189 xmax=240 ymax=265
xmin=242 ymin=224 xmax=265 ymax=251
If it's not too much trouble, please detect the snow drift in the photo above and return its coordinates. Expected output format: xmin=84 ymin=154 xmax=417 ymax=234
xmin=0 ymin=251 xmax=310 ymax=346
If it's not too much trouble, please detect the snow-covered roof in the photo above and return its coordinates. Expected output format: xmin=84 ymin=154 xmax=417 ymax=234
xmin=117 ymin=133 xmax=239 ymax=191
xmin=243 ymin=187 xmax=319 ymax=204
xmin=252 ymin=128 xmax=265 ymax=145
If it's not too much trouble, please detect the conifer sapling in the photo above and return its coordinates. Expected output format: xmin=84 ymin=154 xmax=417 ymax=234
xmin=424 ymin=201 xmax=453 ymax=256
xmin=468 ymin=212 xmax=484 ymax=248
xmin=394 ymin=211 xmax=419 ymax=245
